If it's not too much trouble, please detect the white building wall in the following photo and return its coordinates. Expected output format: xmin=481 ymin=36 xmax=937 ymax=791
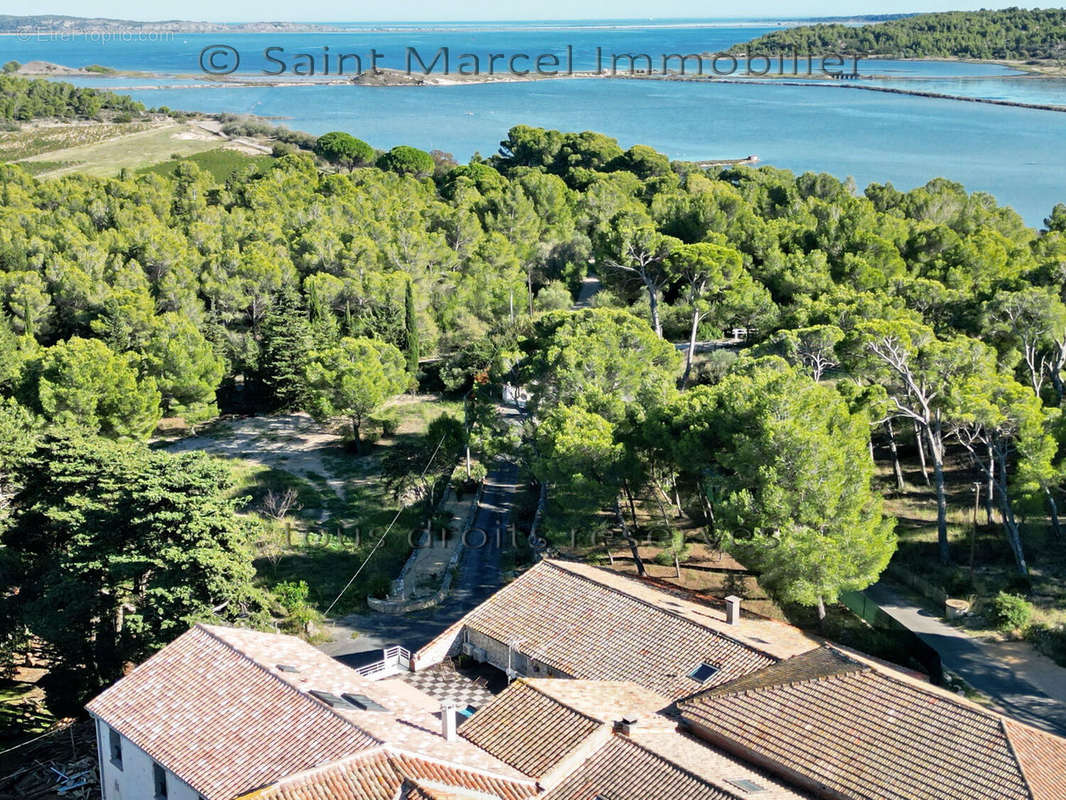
xmin=94 ymin=716 xmax=201 ymax=800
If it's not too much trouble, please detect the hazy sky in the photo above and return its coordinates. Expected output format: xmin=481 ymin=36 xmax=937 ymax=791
xmin=5 ymin=1 xmax=1030 ymax=23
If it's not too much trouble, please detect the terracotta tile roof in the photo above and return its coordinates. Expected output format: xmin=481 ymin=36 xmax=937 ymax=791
xmin=547 ymin=561 xmax=818 ymax=659
xmin=1003 ymin=718 xmax=1066 ymax=800
xmin=85 ymin=625 xmax=379 ymax=800
xmin=464 ymin=679 xmax=813 ymax=799
xmin=449 ymin=561 xmax=815 ymax=699
xmin=87 ymin=624 xmax=528 ymax=799
xmin=678 ymin=645 xmax=1066 ymax=800
xmin=630 ymin=729 xmax=814 ymax=800
xmin=540 ymin=736 xmax=740 ymax=800
xmin=241 ymin=748 xmax=535 ymax=800
xmin=517 ymin=679 xmax=675 ymax=727
xmin=459 ymin=680 xmax=603 ymax=778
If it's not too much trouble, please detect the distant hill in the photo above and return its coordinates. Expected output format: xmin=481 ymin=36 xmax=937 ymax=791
xmin=730 ymin=8 xmax=1066 ymax=61
xmin=0 ymin=13 xmax=916 ymax=35
xmin=0 ymin=14 xmax=348 ymax=33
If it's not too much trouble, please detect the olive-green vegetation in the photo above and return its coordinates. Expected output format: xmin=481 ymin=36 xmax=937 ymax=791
xmin=138 ymin=148 xmax=272 ymax=181
xmin=733 ymin=8 xmax=1066 ymax=61
xmin=2 ymin=113 xmax=1066 ymax=715
xmin=314 ymin=131 xmax=374 ymax=171
xmin=2 ymin=428 xmax=269 ymax=708
xmin=0 ymin=74 xmax=143 ymax=121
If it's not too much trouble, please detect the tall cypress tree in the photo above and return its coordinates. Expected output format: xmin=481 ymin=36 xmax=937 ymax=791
xmin=403 ymin=279 xmax=420 ymax=377
xmin=258 ymin=289 xmax=314 ymax=410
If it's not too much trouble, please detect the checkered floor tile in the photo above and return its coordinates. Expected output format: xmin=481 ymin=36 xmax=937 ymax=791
xmin=402 ymin=664 xmax=496 ymax=709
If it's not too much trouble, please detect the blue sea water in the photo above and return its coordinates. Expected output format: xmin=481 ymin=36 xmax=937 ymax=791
xmin=4 ymin=20 xmax=1066 ymax=225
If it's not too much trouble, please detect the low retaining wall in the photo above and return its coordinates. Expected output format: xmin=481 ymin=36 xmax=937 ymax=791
xmin=367 ymin=482 xmax=483 ymax=615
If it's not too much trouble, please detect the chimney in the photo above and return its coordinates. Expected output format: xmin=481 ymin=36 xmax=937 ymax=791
xmin=616 ymin=716 xmax=639 ymax=737
xmin=725 ymin=595 xmax=742 ymax=626
xmin=441 ymin=702 xmax=458 ymax=742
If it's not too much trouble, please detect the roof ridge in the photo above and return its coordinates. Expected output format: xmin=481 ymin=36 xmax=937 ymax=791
xmin=402 ymin=776 xmax=519 ymax=800
xmin=734 ymin=661 xmax=870 ymax=699
xmin=385 ymin=745 xmax=539 ymax=788
xmin=679 ymin=646 xmax=869 ymax=705
xmin=194 ymin=623 xmax=386 ymax=747
xmin=1000 ymin=718 xmax=1038 ymax=800
xmin=236 ymin=746 xmax=393 ymax=798
xmin=543 ymin=561 xmax=773 ymax=660
xmin=605 ymin=733 xmax=746 ymax=800
xmin=517 ymin=678 xmax=615 ymax=726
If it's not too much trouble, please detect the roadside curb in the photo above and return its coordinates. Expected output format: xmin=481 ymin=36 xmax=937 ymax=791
xmin=367 ymin=481 xmax=483 ymax=614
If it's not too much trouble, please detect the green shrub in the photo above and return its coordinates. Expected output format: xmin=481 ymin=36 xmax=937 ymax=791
xmin=1026 ymin=623 xmax=1066 ymax=667
xmin=274 ymin=579 xmax=310 ymax=612
xmin=988 ymin=592 xmax=1032 ymax=631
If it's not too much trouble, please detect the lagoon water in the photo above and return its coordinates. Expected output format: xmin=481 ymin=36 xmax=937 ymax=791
xmin=5 ymin=20 xmax=1066 ymax=224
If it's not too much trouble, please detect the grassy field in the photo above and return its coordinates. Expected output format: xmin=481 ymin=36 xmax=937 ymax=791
xmin=225 ymin=397 xmax=465 ymax=616
xmin=8 ymin=120 xmax=262 ymax=178
xmin=0 ymin=120 xmax=154 ymax=161
xmin=139 ymin=148 xmax=271 ymax=181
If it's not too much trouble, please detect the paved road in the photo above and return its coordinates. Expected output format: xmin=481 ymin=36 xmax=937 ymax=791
xmin=320 ymin=453 xmax=520 ymax=666
xmin=866 ymin=582 xmax=1066 ymax=736
xmin=572 ymin=275 xmax=602 ymax=308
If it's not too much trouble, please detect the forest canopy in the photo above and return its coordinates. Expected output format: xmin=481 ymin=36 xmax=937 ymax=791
xmin=732 ymin=8 xmax=1066 ymax=60
xmin=0 ymin=74 xmax=144 ymax=121
xmin=4 ymin=112 xmax=1066 ymax=697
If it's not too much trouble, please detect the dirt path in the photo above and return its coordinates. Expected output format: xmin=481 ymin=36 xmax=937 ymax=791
xmin=167 ymin=413 xmax=349 ymax=516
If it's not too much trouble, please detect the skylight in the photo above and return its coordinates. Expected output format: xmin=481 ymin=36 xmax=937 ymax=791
xmin=688 ymin=662 xmax=719 ymax=683
xmin=276 ymin=664 xmax=300 ymax=673
xmin=728 ymin=778 xmax=767 ymax=793
xmin=341 ymin=693 xmax=389 ymax=712
xmin=308 ymin=690 xmax=355 ymax=709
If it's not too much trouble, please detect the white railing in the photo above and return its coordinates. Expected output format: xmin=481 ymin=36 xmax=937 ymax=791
xmin=355 ymin=646 xmax=412 ymax=679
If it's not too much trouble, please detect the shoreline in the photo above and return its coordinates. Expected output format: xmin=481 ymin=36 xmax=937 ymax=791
xmin=63 ymin=68 xmax=1066 ymax=114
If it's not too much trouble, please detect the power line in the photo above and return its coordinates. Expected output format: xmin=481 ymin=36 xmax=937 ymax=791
xmin=323 ymin=432 xmax=448 ymax=617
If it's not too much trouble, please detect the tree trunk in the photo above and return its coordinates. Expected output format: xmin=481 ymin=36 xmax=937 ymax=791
xmin=985 ymin=443 xmax=995 ymax=527
xmin=927 ymin=420 xmax=951 ymax=565
xmin=887 ymin=419 xmax=905 ymax=491
xmin=616 ymin=498 xmax=646 ymax=575
xmin=528 ymin=482 xmax=548 ymax=560
xmin=646 ymin=280 xmax=663 ymax=338
xmin=623 ymin=479 xmax=639 ymax=527
xmin=682 ymin=308 xmax=700 ymax=388
xmin=351 ymin=416 xmax=362 ymax=455
xmin=1045 ymin=487 xmax=1062 ymax=538
xmin=996 ymin=454 xmax=1029 ymax=577
xmin=816 ymin=596 xmax=827 ymax=629
xmin=914 ymin=420 xmax=931 ymax=486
